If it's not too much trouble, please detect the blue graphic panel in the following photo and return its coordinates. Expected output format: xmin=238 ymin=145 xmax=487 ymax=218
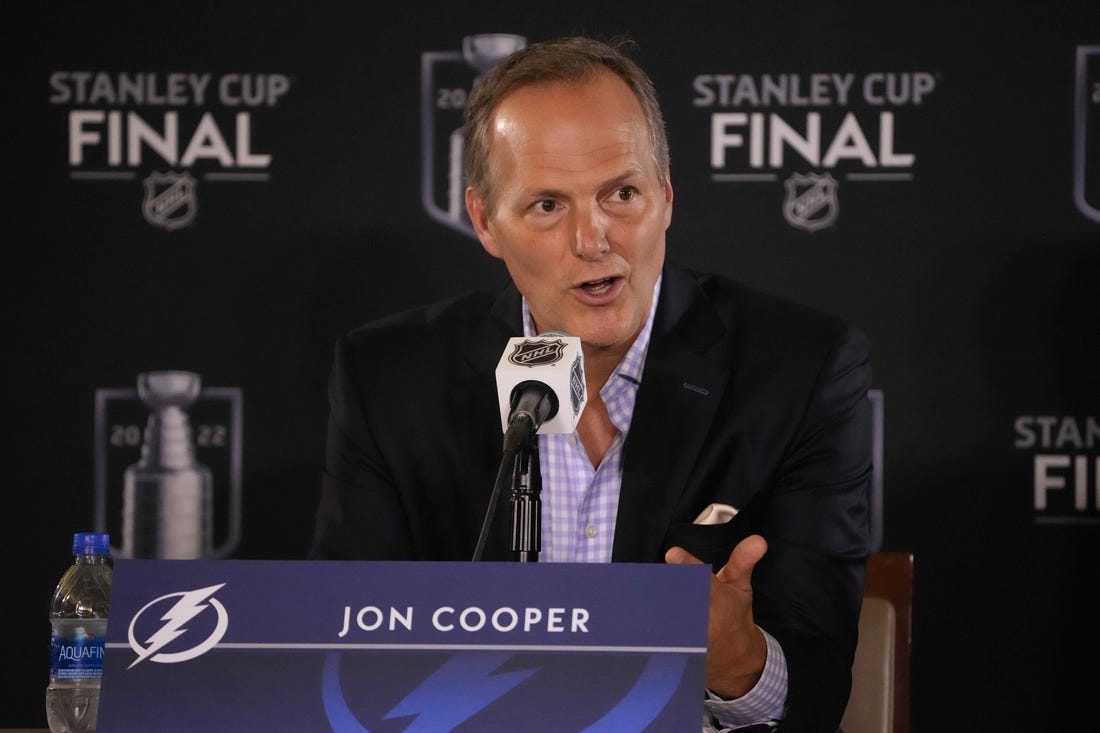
xmin=98 ymin=559 xmax=710 ymax=732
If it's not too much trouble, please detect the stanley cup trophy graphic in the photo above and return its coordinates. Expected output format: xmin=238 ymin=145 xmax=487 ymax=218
xmin=121 ymin=371 xmax=214 ymax=559
xmin=421 ymin=33 xmax=526 ymax=238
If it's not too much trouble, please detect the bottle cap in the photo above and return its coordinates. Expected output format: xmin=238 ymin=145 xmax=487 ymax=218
xmin=73 ymin=532 xmax=111 ymax=554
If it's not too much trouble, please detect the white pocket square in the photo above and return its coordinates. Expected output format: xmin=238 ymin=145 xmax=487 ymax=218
xmin=693 ymin=503 xmax=739 ymax=525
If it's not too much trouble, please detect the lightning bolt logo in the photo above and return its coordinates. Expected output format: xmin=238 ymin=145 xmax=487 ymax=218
xmin=384 ymin=652 xmax=536 ymax=731
xmin=321 ymin=651 xmax=689 ymax=732
xmin=127 ymin=583 xmax=229 ymax=668
xmin=322 ymin=651 xmax=536 ymax=732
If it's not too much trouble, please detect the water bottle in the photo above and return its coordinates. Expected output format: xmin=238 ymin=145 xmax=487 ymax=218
xmin=46 ymin=532 xmax=112 ymax=733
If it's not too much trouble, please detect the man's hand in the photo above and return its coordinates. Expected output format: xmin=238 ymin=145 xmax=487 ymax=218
xmin=665 ymin=534 xmax=769 ymax=698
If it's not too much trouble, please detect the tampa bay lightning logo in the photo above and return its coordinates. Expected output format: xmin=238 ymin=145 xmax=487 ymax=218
xmin=126 ymin=583 xmax=229 ymax=668
xmin=321 ymin=650 xmax=688 ymax=732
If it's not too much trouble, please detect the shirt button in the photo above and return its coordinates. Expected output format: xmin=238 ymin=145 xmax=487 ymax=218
xmin=585 ymin=525 xmax=598 ymax=539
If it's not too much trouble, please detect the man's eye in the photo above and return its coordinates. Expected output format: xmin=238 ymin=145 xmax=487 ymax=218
xmin=537 ymin=200 xmax=557 ymax=213
xmin=616 ymin=187 xmax=636 ymax=201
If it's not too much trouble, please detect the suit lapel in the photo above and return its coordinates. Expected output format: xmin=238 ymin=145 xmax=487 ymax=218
xmin=454 ymin=285 xmax=524 ymax=560
xmin=612 ymin=266 xmax=732 ymax=562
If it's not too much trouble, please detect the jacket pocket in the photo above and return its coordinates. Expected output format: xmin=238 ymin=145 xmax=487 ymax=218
xmin=663 ymin=521 xmax=745 ymax=568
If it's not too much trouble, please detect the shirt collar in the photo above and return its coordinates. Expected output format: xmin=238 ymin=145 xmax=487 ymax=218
xmin=521 ymin=273 xmax=663 ymax=388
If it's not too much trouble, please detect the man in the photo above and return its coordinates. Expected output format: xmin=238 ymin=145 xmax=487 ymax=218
xmin=311 ymin=35 xmax=872 ymax=732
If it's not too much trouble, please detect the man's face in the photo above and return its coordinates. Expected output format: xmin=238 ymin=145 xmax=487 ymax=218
xmin=466 ymin=69 xmax=673 ymax=355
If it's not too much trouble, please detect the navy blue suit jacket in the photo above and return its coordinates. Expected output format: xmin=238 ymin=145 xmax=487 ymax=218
xmin=310 ymin=262 xmax=873 ymax=732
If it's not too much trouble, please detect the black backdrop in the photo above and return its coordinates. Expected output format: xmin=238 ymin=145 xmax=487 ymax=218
xmin=6 ymin=2 xmax=1099 ymax=730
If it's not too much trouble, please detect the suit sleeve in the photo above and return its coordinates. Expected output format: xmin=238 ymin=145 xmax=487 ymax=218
xmin=308 ymin=332 xmax=415 ymax=560
xmin=756 ymin=324 xmax=873 ymax=732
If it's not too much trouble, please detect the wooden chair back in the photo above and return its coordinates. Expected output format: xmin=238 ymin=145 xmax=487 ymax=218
xmin=840 ymin=550 xmax=914 ymax=733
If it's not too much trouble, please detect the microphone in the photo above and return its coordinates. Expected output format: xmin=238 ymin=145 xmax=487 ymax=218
xmin=495 ymin=331 xmax=587 ymax=451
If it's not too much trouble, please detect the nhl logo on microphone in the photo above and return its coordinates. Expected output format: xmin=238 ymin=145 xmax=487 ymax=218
xmin=569 ymin=356 xmax=584 ymax=417
xmin=508 ymin=338 xmax=566 ymax=367
xmin=495 ymin=334 xmax=587 ymax=435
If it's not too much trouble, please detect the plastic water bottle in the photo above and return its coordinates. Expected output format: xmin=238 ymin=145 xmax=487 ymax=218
xmin=46 ymin=532 xmax=112 ymax=733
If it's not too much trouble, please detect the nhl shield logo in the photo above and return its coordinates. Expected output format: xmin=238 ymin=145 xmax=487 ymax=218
xmin=783 ymin=172 xmax=838 ymax=232
xmin=508 ymin=338 xmax=566 ymax=367
xmin=420 ymin=34 xmax=526 ymax=239
xmin=142 ymin=171 xmax=198 ymax=231
xmin=569 ymin=354 xmax=585 ymax=416
xmin=1074 ymin=45 xmax=1100 ymax=223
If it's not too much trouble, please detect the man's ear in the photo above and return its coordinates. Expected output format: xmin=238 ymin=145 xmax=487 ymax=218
xmin=465 ymin=187 xmax=501 ymax=258
xmin=663 ymin=169 xmax=674 ymax=230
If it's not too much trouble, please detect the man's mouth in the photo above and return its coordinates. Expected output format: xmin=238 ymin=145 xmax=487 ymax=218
xmin=579 ymin=276 xmax=617 ymax=295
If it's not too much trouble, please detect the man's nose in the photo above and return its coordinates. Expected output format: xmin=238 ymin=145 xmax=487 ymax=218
xmin=573 ymin=205 xmax=610 ymax=259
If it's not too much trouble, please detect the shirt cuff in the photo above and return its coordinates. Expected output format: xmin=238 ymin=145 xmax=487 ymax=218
xmin=702 ymin=627 xmax=788 ymax=730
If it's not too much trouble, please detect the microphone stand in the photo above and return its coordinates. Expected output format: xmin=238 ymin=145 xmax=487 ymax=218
xmin=472 ymin=429 xmax=542 ymax=562
xmin=509 ymin=436 xmax=541 ymax=562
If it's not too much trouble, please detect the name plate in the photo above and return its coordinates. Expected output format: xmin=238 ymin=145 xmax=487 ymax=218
xmin=98 ymin=559 xmax=711 ymax=732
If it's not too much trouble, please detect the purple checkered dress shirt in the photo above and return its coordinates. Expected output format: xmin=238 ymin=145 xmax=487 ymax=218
xmin=520 ymin=277 xmax=787 ymax=729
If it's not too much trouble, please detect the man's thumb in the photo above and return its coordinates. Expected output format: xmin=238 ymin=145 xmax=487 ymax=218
xmin=716 ymin=534 xmax=767 ymax=583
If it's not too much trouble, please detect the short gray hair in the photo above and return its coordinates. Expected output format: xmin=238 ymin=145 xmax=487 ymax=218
xmin=463 ymin=35 xmax=670 ymax=216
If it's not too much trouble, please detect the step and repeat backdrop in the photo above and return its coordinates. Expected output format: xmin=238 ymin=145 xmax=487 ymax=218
xmin=7 ymin=1 xmax=1098 ymax=730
